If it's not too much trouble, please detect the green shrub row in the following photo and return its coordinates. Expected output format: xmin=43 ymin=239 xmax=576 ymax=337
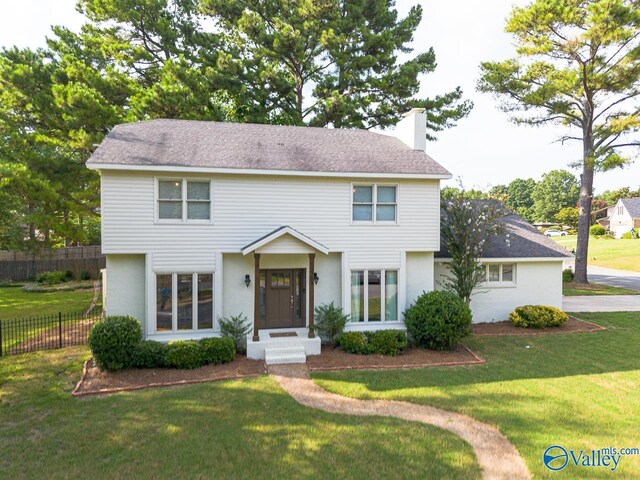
xmin=509 ymin=305 xmax=568 ymax=328
xmin=337 ymin=330 xmax=407 ymax=356
xmin=88 ymin=316 xmax=235 ymax=371
xmin=621 ymin=230 xmax=638 ymax=239
xmin=35 ymin=269 xmax=92 ymax=285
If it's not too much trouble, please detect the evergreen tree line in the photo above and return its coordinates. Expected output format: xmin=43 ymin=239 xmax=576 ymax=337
xmin=0 ymin=0 xmax=472 ymax=251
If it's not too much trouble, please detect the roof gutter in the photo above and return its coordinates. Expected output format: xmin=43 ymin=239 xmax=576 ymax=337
xmin=86 ymin=162 xmax=452 ymax=180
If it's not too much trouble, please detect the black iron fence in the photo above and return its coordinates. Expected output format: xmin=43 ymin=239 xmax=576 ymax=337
xmin=0 ymin=310 xmax=102 ymax=356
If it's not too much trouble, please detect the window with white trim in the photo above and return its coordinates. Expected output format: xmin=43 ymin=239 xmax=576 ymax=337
xmin=351 ymin=269 xmax=398 ymax=322
xmin=158 ymin=179 xmax=211 ymax=221
xmin=483 ymin=264 xmax=515 ymax=285
xmin=156 ymin=273 xmax=214 ymax=332
xmin=352 ymin=185 xmax=397 ymax=222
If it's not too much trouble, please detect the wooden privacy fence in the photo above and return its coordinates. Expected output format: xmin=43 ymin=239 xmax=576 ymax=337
xmin=0 ymin=246 xmax=105 ymax=281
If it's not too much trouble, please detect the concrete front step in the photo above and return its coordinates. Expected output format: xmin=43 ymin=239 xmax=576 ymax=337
xmin=264 ymin=346 xmax=307 ymax=365
xmin=247 ymin=332 xmax=321 ymax=360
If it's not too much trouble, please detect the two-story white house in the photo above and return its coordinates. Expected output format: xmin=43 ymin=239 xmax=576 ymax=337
xmin=87 ymin=109 xmax=569 ymax=361
xmin=605 ymin=198 xmax=640 ymax=238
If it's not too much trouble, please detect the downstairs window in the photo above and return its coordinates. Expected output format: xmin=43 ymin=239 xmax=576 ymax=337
xmin=351 ymin=269 xmax=398 ymax=322
xmin=156 ymin=273 xmax=214 ymax=332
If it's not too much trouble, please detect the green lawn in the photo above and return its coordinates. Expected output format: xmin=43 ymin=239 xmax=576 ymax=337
xmin=563 ymin=282 xmax=640 ymax=296
xmin=313 ymin=312 xmax=640 ymax=479
xmin=553 ymin=235 xmax=640 ymax=272
xmin=0 ymin=285 xmax=93 ymax=319
xmin=0 ymin=347 xmax=480 ymax=480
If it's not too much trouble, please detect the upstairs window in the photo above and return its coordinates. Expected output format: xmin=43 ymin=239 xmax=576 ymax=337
xmin=352 ymin=184 xmax=397 ymax=222
xmin=158 ymin=179 xmax=211 ymax=221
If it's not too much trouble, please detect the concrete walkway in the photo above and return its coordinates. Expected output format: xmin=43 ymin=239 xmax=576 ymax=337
xmin=588 ymin=266 xmax=640 ymax=291
xmin=563 ymin=295 xmax=640 ymax=312
xmin=271 ymin=364 xmax=531 ymax=480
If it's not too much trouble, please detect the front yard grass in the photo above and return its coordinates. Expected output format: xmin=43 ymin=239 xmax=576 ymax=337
xmin=563 ymin=282 xmax=640 ymax=296
xmin=553 ymin=235 xmax=640 ymax=272
xmin=0 ymin=347 xmax=480 ymax=480
xmin=313 ymin=312 xmax=640 ymax=479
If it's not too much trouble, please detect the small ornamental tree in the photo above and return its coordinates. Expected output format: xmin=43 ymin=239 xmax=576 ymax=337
xmin=440 ymin=188 xmax=507 ymax=303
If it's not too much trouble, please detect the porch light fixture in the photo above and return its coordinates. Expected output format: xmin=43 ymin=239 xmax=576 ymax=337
xmin=313 ymin=272 xmax=319 ymax=285
xmin=244 ymin=274 xmax=251 ymax=287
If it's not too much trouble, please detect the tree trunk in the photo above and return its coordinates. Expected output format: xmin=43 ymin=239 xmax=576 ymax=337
xmin=575 ymin=135 xmax=595 ymax=284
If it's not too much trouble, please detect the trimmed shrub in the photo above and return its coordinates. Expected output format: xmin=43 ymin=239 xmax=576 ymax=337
xmin=403 ymin=291 xmax=472 ymax=351
xmin=219 ymin=314 xmax=251 ymax=354
xmin=131 ymin=341 xmax=166 ymax=369
xmin=590 ymin=224 xmax=606 ymax=236
xmin=562 ymin=268 xmax=575 ymax=283
xmin=35 ymin=270 xmax=72 ymax=285
xmin=337 ymin=330 xmax=407 ymax=356
xmin=164 ymin=341 xmax=206 ymax=369
xmin=337 ymin=332 xmax=368 ymax=354
xmin=365 ymin=330 xmax=407 ymax=356
xmin=200 ymin=337 xmax=236 ymax=365
xmin=314 ymin=302 xmax=349 ymax=344
xmin=88 ymin=316 xmax=142 ymax=372
xmin=509 ymin=305 xmax=568 ymax=328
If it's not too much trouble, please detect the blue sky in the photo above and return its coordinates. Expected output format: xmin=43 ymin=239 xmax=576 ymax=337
xmin=1 ymin=0 xmax=638 ymax=193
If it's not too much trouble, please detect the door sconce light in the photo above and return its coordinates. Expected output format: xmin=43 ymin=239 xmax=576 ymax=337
xmin=313 ymin=272 xmax=319 ymax=285
xmin=244 ymin=274 xmax=251 ymax=287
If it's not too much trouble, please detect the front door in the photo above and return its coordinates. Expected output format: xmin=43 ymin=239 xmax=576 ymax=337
xmin=260 ymin=269 xmax=306 ymax=329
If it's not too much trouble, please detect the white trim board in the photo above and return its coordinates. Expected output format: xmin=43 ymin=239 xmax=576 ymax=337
xmin=87 ymin=162 xmax=452 ymax=180
xmin=435 ymin=257 xmax=568 ymax=263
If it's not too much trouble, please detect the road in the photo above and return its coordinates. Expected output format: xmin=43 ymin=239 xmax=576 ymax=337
xmin=587 ymin=266 xmax=640 ymax=291
xmin=563 ymin=295 xmax=640 ymax=312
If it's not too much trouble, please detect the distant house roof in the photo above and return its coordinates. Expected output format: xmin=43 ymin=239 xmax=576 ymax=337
xmin=436 ymin=202 xmax=572 ymax=259
xmin=620 ymin=198 xmax=640 ymax=219
xmin=86 ymin=119 xmax=451 ymax=178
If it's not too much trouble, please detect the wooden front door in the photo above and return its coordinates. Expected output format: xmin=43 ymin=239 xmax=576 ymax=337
xmin=260 ymin=269 xmax=306 ymax=329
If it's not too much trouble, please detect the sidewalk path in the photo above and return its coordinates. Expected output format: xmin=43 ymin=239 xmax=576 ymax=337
xmin=563 ymin=295 xmax=640 ymax=312
xmin=270 ymin=364 xmax=531 ymax=480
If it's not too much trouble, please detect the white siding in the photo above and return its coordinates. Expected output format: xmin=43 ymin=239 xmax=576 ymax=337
xmin=104 ymin=254 xmax=146 ymax=332
xmin=434 ymin=261 xmax=564 ymax=323
xmin=406 ymin=252 xmax=434 ymax=307
xmin=609 ymin=200 xmax=633 ymax=238
xmin=100 ymin=171 xmax=440 ymax=267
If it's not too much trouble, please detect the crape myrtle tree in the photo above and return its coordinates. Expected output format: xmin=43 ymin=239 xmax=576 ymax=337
xmin=440 ymin=186 xmax=507 ymax=304
xmin=478 ymin=0 xmax=640 ymax=283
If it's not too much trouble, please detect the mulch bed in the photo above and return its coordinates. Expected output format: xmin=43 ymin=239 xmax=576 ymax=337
xmin=472 ymin=316 xmax=606 ymax=336
xmin=73 ymin=356 xmax=267 ymax=397
xmin=307 ymin=344 xmax=484 ymax=372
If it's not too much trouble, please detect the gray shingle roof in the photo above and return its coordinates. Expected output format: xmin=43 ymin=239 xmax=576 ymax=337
xmin=436 ymin=203 xmax=572 ymax=259
xmin=620 ymin=198 xmax=640 ymax=218
xmin=86 ymin=119 xmax=450 ymax=176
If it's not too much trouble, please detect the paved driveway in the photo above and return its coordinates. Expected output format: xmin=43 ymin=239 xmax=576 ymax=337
xmin=588 ymin=266 xmax=640 ymax=291
xmin=563 ymin=295 xmax=640 ymax=312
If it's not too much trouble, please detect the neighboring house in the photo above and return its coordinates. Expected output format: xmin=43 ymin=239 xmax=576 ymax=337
xmin=436 ymin=208 xmax=571 ymax=323
xmin=601 ymin=198 xmax=640 ymax=238
xmin=87 ymin=109 xmax=569 ymax=361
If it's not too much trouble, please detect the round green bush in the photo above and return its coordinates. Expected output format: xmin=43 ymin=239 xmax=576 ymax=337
xmin=337 ymin=332 xmax=368 ymax=354
xmin=589 ymin=224 xmax=606 ymax=236
xmin=88 ymin=316 xmax=142 ymax=372
xmin=199 ymin=337 xmax=236 ymax=365
xmin=131 ymin=341 xmax=167 ymax=369
xmin=404 ymin=291 xmax=472 ymax=351
xmin=562 ymin=268 xmax=575 ymax=283
xmin=365 ymin=330 xmax=407 ymax=356
xmin=509 ymin=305 xmax=568 ymax=328
xmin=164 ymin=341 xmax=206 ymax=369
